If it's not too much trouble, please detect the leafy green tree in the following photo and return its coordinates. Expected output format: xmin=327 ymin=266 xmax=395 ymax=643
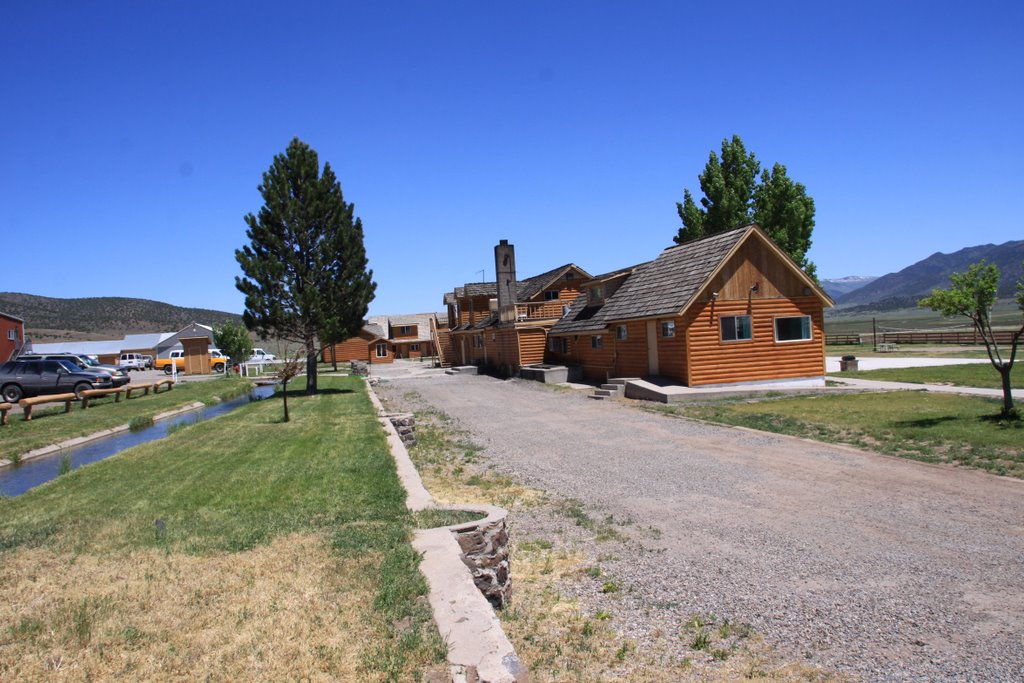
xmin=675 ymin=135 xmax=817 ymax=277
xmin=236 ymin=138 xmax=376 ymax=395
xmin=919 ymin=261 xmax=1024 ymax=417
xmin=213 ymin=321 xmax=253 ymax=373
xmin=676 ymin=135 xmax=760 ymax=243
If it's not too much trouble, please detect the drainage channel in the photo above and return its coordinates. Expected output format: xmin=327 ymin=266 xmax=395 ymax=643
xmin=0 ymin=384 xmax=277 ymax=497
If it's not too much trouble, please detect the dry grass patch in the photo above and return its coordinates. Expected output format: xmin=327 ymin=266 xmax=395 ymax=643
xmin=0 ymin=533 xmax=410 ymax=681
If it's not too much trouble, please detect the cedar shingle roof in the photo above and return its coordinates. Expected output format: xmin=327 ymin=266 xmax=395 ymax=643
xmin=516 ymin=264 xmax=589 ymax=301
xmin=551 ymin=226 xmax=752 ymax=334
xmin=364 ymin=323 xmax=386 ymax=338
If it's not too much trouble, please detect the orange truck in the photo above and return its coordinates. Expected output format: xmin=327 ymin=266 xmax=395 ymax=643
xmin=154 ymin=349 xmax=229 ymax=374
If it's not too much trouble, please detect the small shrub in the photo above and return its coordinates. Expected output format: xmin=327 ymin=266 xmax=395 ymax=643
xmin=128 ymin=415 xmax=154 ymax=432
xmin=711 ymin=647 xmax=731 ymax=660
xmin=600 ymin=580 xmax=620 ymax=594
xmin=615 ymin=642 xmax=632 ymax=661
xmin=58 ymin=454 xmax=72 ymax=476
xmin=691 ymin=628 xmax=711 ymax=651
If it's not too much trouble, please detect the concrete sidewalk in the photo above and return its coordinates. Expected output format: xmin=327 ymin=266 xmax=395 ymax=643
xmin=829 ymin=375 xmax=1023 ymax=399
xmin=825 ymin=355 xmax=987 ymax=372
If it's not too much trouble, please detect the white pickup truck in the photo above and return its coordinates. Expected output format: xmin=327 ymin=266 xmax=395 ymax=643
xmin=248 ymin=348 xmax=276 ymax=362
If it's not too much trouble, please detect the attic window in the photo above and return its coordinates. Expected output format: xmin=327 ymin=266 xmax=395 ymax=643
xmin=544 ymin=290 xmax=560 ymax=301
xmin=588 ymin=285 xmax=604 ymax=303
xmin=565 ymin=273 xmax=575 ymax=279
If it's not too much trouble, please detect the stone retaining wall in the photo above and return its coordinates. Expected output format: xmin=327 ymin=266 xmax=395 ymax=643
xmin=385 ymin=413 xmax=416 ymax=447
xmin=453 ymin=514 xmax=511 ymax=609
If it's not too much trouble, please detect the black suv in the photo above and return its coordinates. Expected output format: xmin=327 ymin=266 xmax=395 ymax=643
xmin=0 ymin=359 xmax=114 ymax=402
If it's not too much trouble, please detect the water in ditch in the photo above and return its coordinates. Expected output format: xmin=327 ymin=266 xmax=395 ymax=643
xmin=0 ymin=384 xmax=278 ymax=497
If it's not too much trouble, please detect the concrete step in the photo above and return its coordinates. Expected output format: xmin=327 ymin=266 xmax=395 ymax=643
xmin=593 ymin=389 xmax=615 ymax=397
xmin=587 ymin=393 xmax=607 ymax=400
xmin=599 ymin=384 xmax=622 ymax=392
xmin=607 ymin=377 xmax=639 ymax=386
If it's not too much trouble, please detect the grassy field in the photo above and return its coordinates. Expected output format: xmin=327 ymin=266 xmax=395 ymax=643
xmin=832 ymin=363 xmax=1023 ymax=390
xmin=1 ymin=377 xmax=254 ymax=462
xmin=824 ymin=298 xmax=1021 ymax=336
xmin=824 ymin=344 xmax=992 ymax=359
xmin=671 ymin=392 xmax=1023 ymax=477
xmin=0 ymin=375 xmax=447 ymax=681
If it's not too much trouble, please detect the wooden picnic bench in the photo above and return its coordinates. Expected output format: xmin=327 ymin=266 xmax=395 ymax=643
xmin=125 ymin=382 xmax=155 ymax=399
xmin=153 ymin=378 xmax=175 ymax=393
xmin=877 ymin=342 xmax=901 ymax=352
xmin=0 ymin=402 xmax=11 ymax=426
xmin=80 ymin=387 xmax=125 ymax=409
xmin=18 ymin=393 xmax=78 ymax=421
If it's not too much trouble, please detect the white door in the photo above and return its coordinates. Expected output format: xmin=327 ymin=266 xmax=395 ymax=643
xmin=646 ymin=321 xmax=659 ymax=375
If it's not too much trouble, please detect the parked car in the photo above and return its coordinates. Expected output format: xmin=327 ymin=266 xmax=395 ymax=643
xmin=141 ymin=354 xmax=154 ymax=370
xmin=0 ymin=359 xmax=114 ymax=402
xmin=16 ymin=353 xmax=130 ymax=387
xmin=248 ymin=348 xmax=276 ymax=363
xmin=119 ymin=353 xmax=146 ymax=371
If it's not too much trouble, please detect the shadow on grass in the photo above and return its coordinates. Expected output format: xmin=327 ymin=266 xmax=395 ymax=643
xmin=275 ymin=388 xmax=354 ymax=398
xmin=892 ymin=416 xmax=959 ymax=428
xmin=979 ymin=411 xmax=1023 ymax=427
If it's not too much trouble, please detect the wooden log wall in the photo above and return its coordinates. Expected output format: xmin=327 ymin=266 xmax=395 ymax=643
xmin=517 ymin=328 xmax=547 ymax=366
xmin=684 ymin=296 xmax=825 ymax=386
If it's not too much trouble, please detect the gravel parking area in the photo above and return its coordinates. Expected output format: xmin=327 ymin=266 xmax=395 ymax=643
xmin=377 ymin=369 xmax=1024 ymax=682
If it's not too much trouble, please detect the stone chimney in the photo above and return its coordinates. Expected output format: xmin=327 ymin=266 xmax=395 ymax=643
xmin=494 ymin=239 xmax=517 ymax=323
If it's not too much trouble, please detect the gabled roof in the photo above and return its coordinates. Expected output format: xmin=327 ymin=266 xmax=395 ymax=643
xmin=363 ymin=322 xmax=386 ymax=339
xmin=516 ymin=263 xmax=590 ymax=301
xmin=463 ymin=282 xmax=497 ymax=297
xmin=1 ymin=311 xmax=24 ymax=324
xmin=551 ymin=225 xmax=829 ymax=335
xmin=122 ymin=332 xmax=175 ymax=348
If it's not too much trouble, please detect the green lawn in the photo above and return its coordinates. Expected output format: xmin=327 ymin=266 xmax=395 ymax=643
xmin=1 ymin=376 xmax=254 ymax=462
xmin=676 ymin=392 xmax=1023 ymax=477
xmin=832 ymin=363 xmax=1022 ymax=390
xmin=0 ymin=375 xmax=445 ymax=681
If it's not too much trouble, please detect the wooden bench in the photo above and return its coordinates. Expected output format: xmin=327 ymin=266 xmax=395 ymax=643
xmin=125 ymin=383 xmax=155 ymax=399
xmin=153 ymin=378 xmax=175 ymax=393
xmin=18 ymin=393 xmax=78 ymax=421
xmin=0 ymin=402 xmax=11 ymax=426
xmin=80 ymin=387 xmax=126 ymax=409
xmin=877 ymin=342 xmax=901 ymax=352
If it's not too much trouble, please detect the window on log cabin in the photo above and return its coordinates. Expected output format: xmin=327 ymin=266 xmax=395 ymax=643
xmin=548 ymin=337 xmax=568 ymax=353
xmin=616 ymin=324 xmax=628 ymax=341
xmin=410 ymin=344 xmax=419 ymax=352
xmin=544 ymin=290 xmax=560 ymax=300
xmin=591 ymin=335 xmax=603 ymax=349
xmin=660 ymin=321 xmax=675 ymax=338
xmin=721 ymin=315 xmax=752 ymax=342
xmin=588 ymin=285 xmax=604 ymax=304
xmin=375 ymin=343 xmax=388 ymax=358
xmin=775 ymin=316 xmax=812 ymax=342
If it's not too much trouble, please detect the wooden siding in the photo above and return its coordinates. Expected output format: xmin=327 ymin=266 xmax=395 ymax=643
xmin=684 ymin=297 xmax=825 ymax=386
xmin=701 ymin=238 xmax=811 ymax=302
xmin=572 ymin=333 xmax=616 ymax=381
xmin=0 ymin=317 xmax=22 ymax=363
xmin=393 ymin=340 xmax=432 ymax=359
xmin=325 ymin=330 xmax=394 ymax=364
xmin=609 ymin=320 xmax=648 ymax=378
xmin=656 ymin=318 xmax=688 ymax=382
xmin=517 ymin=328 xmax=547 ymax=366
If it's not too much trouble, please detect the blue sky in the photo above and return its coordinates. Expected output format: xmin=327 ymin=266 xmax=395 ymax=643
xmin=2 ymin=1 xmax=1021 ymax=318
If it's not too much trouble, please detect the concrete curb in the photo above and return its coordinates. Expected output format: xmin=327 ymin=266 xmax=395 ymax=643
xmin=366 ymin=382 xmax=528 ymax=683
xmin=1 ymin=401 xmax=206 ymax=468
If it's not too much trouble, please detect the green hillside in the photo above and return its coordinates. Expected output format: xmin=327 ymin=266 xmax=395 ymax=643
xmin=0 ymin=292 xmax=243 ymax=342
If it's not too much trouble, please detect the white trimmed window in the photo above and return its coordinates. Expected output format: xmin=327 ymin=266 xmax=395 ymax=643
xmin=544 ymin=290 xmax=560 ymax=301
xmin=410 ymin=343 xmax=420 ymax=352
xmin=660 ymin=321 xmax=675 ymax=338
xmin=775 ymin=316 xmax=812 ymax=342
xmin=588 ymin=285 xmax=604 ymax=303
xmin=7 ymin=330 xmax=15 ymax=341
xmin=375 ymin=343 xmax=388 ymax=358
xmin=721 ymin=315 xmax=753 ymax=342
xmin=591 ymin=335 xmax=603 ymax=349
xmin=616 ymin=324 xmax=628 ymax=341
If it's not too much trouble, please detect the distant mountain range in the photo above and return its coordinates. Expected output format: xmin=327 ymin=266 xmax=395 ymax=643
xmin=820 ymin=275 xmax=878 ymax=300
xmin=832 ymin=239 xmax=1024 ymax=311
xmin=0 ymin=292 xmax=242 ymax=343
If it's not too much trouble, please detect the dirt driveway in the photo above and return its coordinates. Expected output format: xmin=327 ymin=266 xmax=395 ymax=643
xmin=377 ymin=369 xmax=1024 ymax=682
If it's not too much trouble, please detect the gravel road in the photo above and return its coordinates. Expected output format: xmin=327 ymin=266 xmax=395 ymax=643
xmin=377 ymin=368 xmax=1024 ymax=682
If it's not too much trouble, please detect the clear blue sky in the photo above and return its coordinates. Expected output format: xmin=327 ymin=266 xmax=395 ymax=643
xmin=2 ymin=1 xmax=1021 ymax=318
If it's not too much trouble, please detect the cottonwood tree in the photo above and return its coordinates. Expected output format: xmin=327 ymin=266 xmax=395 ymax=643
xmin=213 ymin=322 xmax=253 ymax=374
xmin=919 ymin=261 xmax=1024 ymax=417
xmin=675 ymin=134 xmax=817 ymax=278
xmin=275 ymin=354 xmax=304 ymax=422
xmin=236 ymin=138 xmax=376 ymax=394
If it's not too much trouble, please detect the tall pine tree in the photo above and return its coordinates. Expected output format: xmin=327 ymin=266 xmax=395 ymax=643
xmin=675 ymin=135 xmax=817 ymax=278
xmin=236 ymin=138 xmax=376 ymax=394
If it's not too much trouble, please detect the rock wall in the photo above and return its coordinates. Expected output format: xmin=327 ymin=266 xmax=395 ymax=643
xmin=454 ymin=516 xmax=511 ymax=609
xmin=385 ymin=413 xmax=416 ymax=447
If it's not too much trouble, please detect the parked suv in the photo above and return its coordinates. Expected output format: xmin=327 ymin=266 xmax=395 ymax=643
xmin=119 ymin=353 xmax=146 ymax=371
xmin=16 ymin=353 xmax=130 ymax=387
xmin=0 ymin=359 xmax=113 ymax=402
xmin=248 ymin=348 xmax=276 ymax=362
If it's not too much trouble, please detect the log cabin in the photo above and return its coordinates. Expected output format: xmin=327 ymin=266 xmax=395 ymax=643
xmin=438 ymin=241 xmax=591 ymax=374
xmin=548 ymin=224 xmax=833 ymax=387
xmin=323 ymin=322 xmax=394 ymax=365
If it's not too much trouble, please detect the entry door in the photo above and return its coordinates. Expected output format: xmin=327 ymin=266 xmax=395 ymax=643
xmin=646 ymin=321 xmax=659 ymax=375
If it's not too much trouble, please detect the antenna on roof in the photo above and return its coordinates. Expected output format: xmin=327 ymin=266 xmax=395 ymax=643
xmin=476 ymin=269 xmax=485 ymax=281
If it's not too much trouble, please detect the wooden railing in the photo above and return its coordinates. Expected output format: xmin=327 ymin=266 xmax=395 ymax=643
xmin=514 ymin=301 xmax=567 ymax=321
